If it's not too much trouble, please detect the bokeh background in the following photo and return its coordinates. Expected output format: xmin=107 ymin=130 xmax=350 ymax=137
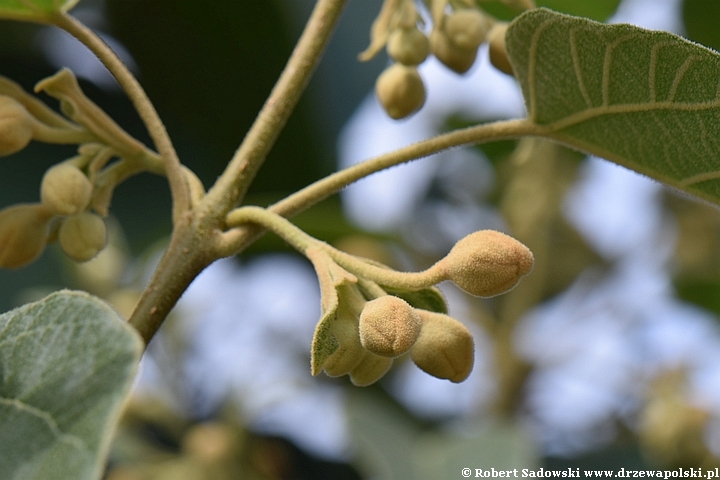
xmin=4 ymin=0 xmax=720 ymax=477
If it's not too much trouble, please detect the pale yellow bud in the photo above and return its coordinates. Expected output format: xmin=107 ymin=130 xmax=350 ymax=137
xmin=444 ymin=9 xmax=489 ymax=51
xmin=0 ymin=203 xmax=52 ymax=268
xmin=0 ymin=95 xmax=35 ymax=156
xmin=58 ymin=212 xmax=107 ymax=262
xmin=435 ymin=230 xmax=533 ymax=297
xmin=429 ymin=28 xmax=477 ymax=74
xmin=359 ymin=296 xmax=421 ymax=357
xmin=386 ymin=28 xmax=430 ymax=66
xmin=410 ymin=310 xmax=474 ymax=382
xmin=40 ymin=163 xmax=93 ymax=216
xmin=487 ymin=23 xmax=513 ymax=75
xmin=349 ymin=352 xmax=393 ymax=387
xmin=375 ymin=63 xmax=426 ymax=119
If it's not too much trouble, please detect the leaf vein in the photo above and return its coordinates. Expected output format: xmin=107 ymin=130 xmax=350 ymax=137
xmin=543 ymin=100 xmax=720 ymax=132
xmin=668 ymin=55 xmax=695 ymax=102
xmin=528 ymin=17 xmax=558 ymax=120
xmin=0 ymin=396 xmax=87 ymax=452
xmin=603 ymin=34 xmax=641 ymax=106
xmin=570 ymin=27 xmax=593 ymax=108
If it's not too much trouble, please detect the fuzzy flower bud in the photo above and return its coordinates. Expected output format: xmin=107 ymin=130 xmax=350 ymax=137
xmin=349 ymin=352 xmax=393 ymax=387
xmin=429 ymin=28 xmax=477 ymax=74
xmin=58 ymin=212 xmax=107 ymax=262
xmin=386 ymin=27 xmax=430 ymax=66
xmin=0 ymin=95 xmax=35 ymax=156
xmin=40 ymin=163 xmax=93 ymax=216
xmin=375 ymin=63 xmax=426 ymax=119
xmin=0 ymin=203 xmax=52 ymax=268
xmin=359 ymin=296 xmax=422 ymax=357
xmin=487 ymin=23 xmax=513 ymax=75
xmin=410 ymin=310 xmax=474 ymax=382
xmin=434 ymin=230 xmax=533 ymax=297
xmin=444 ymin=9 xmax=489 ymax=51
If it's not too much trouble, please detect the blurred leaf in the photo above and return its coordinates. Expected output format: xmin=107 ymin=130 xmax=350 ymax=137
xmin=347 ymin=388 xmax=424 ymax=480
xmin=683 ymin=0 xmax=720 ymax=53
xmin=674 ymin=280 xmax=720 ymax=317
xmin=414 ymin=421 xmax=540 ymax=479
xmin=0 ymin=290 xmax=142 ymax=480
xmin=479 ymin=0 xmax=620 ymax=22
xmin=536 ymin=0 xmax=621 ymax=21
xmin=507 ymin=8 xmax=720 ymax=206
xmin=0 ymin=0 xmax=79 ymax=22
xmin=348 ymin=389 xmax=540 ymax=479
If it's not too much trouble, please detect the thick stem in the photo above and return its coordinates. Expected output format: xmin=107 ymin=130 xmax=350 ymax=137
xmin=50 ymin=12 xmax=190 ymax=224
xmin=128 ymin=224 xmax=214 ymax=344
xmin=201 ymin=0 xmax=348 ymax=217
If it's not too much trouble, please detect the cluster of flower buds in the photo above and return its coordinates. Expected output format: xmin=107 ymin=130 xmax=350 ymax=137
xmin=307 ymin=229 xmax=532 ymax=385
xmin=315 ymin=282 xmax=473 ymax=386
xmin=0 ymin=68 xmax=161 ymax=269
xmin=361 ymin=0 xmax=518 ymax=119
xmin=0 ymin=155 xmax=109 ymax=268
xmin=0 ymin=88 xmax=109 ymax=268
xmin=363 ymin=0 xmax=429 ymax=119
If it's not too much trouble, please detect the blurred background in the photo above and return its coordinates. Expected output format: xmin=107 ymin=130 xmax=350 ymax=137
xmin=3 ymin=0 xmax=720 ymax=477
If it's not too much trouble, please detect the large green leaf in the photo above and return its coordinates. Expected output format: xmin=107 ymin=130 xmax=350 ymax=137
xmin=0 ymin=290 xmax=143 ymax=480
xmin=0 ymin=0 xmax=79 ymax=22
xmin=506 ymin=8 xmax=720 ymax=205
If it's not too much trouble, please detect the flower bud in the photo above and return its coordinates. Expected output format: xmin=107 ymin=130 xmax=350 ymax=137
xmin=349 ymin=352 xmax=393 ymax=387
xmin=322 ymin=310 xmax=366 ymax=377
xmin=435 ymin=230 xmax=533 ymax=297
xmin=58 ymin=212 xmax=107 ymax=262
xmin=386 ymin=27 xmax=430 ymax=66
xmin=359 ymin=296 xmax=421 ymax=357
xmin=487 ymin=23 xmax=513 ymax=75
xmin=375 ymin=63 xmax=426 ymax=119
xmin=0 ymin=95 xmax=35 ymax=156
xmin=444 ymin=9 xmax=489 ymax=51
xmin=0 ymin=203 xmax=52 ymax=268
xmin=410 ymin=310 xmax=474 ymax=382
xmin=40 ymin=163 xmax=93 ymax=216
xmin=429 ymin=28 xmax=477 ymax=74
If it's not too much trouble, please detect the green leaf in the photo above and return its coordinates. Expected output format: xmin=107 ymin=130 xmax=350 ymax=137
xmin=0 ymin=290 xmax=143 ymax=480
xmin=506 ymin=8 xmax=720 ymax=205
xmin=382 ymin=285 xmax=448 ymax=314
xmin=0 ymin=0 xmax=79 ymax=22
xmin=479 ymin=0 xmax=620 ymax=22
xmin=536 ymin=0 xmax=621 ymax=22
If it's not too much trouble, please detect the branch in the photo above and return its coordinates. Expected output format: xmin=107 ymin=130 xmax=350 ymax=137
xmin=127 ymin=0 xmax=349 ymax=345
xmin=216 ymin=118 xmax=537 ymax=256
xmin=50 ymin=12 xmax=191 ymax=225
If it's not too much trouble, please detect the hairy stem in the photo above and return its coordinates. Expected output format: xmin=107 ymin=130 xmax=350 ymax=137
xmin=217 ymin=118 xmax=537 ymax=256
xmin=50 ymin=12 xmax=190 ymax=224
xmin=226 ymin=206 xmax=445 ymax=289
